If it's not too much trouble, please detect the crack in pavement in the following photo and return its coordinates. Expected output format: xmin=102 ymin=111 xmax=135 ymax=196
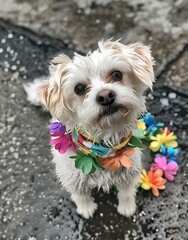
xmin=156 ymin=43 xmax=188 ymax=81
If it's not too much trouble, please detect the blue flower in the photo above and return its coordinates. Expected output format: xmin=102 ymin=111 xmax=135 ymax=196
xmin=140 ymin=113 xmax=164 ymax=136
xmin=157 ymin=145 xmax=179 ymax=162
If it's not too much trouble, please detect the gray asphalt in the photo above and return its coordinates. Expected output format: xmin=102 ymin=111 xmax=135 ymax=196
xmin=0 ymin=20 xmax=188 ymax=240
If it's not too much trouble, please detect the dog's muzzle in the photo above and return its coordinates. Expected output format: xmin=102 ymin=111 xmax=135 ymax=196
xmin=96 ymin=89 xmax=116 ymax=106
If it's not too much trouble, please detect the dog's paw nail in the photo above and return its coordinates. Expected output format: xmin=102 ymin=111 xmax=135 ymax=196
xmin=117 ymin=202 xmax=136 ymax=217
xmin=77 ymin=202 xmax=98 ymax=219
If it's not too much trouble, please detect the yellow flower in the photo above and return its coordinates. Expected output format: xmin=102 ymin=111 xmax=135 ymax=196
xmin=139 ymin=168 xmax=167 ymax=196
xmin=139 ymin=169 xmax=151 ymax=190
xmin=149 ymin=128 xmax=178 ymax=152
xmin=137 ymin=121 xmax=147 ymax=135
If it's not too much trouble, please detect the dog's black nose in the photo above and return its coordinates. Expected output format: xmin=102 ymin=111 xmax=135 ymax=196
xmin=96 ymin=89 xmax=116 ymax=106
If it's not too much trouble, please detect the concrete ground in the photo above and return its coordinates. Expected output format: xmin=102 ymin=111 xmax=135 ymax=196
xmin=0 ymin=0 xmax=188 ymax=239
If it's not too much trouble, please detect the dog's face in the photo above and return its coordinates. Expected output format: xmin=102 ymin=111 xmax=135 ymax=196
xmin=38 ymin=40 xmax=154 ymax=138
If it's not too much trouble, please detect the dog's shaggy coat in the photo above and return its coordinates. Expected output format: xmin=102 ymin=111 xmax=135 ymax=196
xmin=26 ymin=40 xmax=155 ymax=218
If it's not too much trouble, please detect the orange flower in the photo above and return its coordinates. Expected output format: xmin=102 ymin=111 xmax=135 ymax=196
xmin=100 ymin=148 xmax=134 ymax=171
xmin=139 ymin=168 xmax=167 ymax=196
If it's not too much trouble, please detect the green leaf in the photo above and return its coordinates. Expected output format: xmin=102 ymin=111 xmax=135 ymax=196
xmin=71 ymin=150 xmax=105 ymax=174
xmin=153 ymin=128 xmax=163 ymax=136
xmin=82 ymin=159 xmax=93 ymax=174
xmin=133 ymin=128 xmax=145 ymax=139
xmin=71 ymin=155 xmax=82 ymax=161
xmin=89 ymin=166 xmax=96 ymax=174
xmin=127 ymin=144 xmax=135 ymax=148
xmin=89 ymin=152 xmax=98 ymax=160
xmin=128 ymin=136 xmax=142 ymax=148
xmin=76 ymin=149 xmax=86 ymax=157
xmin=92 ymin=159 xmax=104 ymax=171
xmin=145 ymin=136 xmax=151 ymax=142
xmin=95 ymin=165 xmax=104 ymax=171
xmin=75 ymin=158 xmax=85 ymax=169
xmin=81 ymin=155 xmax=91 ymax=162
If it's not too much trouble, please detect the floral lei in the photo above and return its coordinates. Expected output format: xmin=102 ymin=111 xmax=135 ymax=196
xmin=50 ymin=112 xmax=179 ymax=197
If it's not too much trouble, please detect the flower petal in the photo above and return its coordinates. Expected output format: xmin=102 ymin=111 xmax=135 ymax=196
xmin=167 ymin=162 xmax=179 ymax=171
xmin=154 ymin=156 xmax=167 ymax=170
xmin=141 ymin=182 xmax=151 ymax=190
xmin=124 ymin=148 xmax=135 ymax=156
xmin=101 ymin=156 xmax=121 ymax=170
xmin=120 ymin=155 xmax=132 ymax=168
xmin=164 ymin=172 xmax=174 ymax=181
xmin=157 ymin=183 xmax=166 ymax=189
xmin=160 ymin=144 xmax=166 ymax=155
xmin=165 ymin=140 xmax=178 ymax=148
xmin=152 ymin=188 xmax=159 ymax=197
xmin=82 ymin=159 xmax=93 ymax=174
xmin=151 ymin=163 xmax=160 ymax=171
xmin=150 ymin=141 xmax=160 ymax=152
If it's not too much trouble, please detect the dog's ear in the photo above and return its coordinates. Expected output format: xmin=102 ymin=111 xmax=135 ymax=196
xmin=100 ymin=40 xmax=155 ymax=90
xmin=37 ymin=80 xmax=50 ymax=108
xmin=37 ymin=80 xmax=64 ymax=118
xmin=51 ymin=54 xmax=71 ymax=65
xmin=128 ymin=43 xmax=155 ymax=90
xmin=37 ymin=54 xmax=71 ymax=118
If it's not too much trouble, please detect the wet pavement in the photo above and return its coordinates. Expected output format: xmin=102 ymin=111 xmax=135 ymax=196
xmin=0 ymin=4 xmax=188 ymax=240
xmin=1 ymin=0 xmax=188 ymax=80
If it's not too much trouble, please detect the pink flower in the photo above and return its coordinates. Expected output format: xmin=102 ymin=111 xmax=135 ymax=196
xmin=50 ymin=132 xmax=76 ymax=154
xmin=152 ymin=156 xmax=179 ymax=181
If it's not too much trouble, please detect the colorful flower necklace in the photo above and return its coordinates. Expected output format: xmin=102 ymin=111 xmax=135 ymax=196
xmin=50 ymin=112 xmax=179 ymax=197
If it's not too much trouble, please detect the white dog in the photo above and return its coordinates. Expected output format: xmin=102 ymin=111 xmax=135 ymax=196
xmin=25 ymin=40 xmax=154 ymax=219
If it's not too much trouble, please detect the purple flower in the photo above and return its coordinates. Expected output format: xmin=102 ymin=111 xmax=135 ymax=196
xmin=50 ymin=122 xmax=66 ymax=134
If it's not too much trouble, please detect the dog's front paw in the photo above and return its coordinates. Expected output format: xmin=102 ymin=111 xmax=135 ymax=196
xmin=76 ymin=201 xmax=98 ymax=219
xmin=117 ymin=201 xmax=136 ymax=217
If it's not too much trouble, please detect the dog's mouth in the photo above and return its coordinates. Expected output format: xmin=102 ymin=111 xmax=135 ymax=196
xmin=99 ymin=104 xmax=126 ymax=118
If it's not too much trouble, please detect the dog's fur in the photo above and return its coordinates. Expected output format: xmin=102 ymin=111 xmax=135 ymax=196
xmin=26 ymin=40 xmax=155 ymax=219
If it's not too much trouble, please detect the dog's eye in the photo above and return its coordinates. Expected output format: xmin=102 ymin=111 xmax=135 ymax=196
xmin=75 ymin=83 xmax=87 ymax=95
xmin=111 ymin=70 xmax=122 ymax=81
